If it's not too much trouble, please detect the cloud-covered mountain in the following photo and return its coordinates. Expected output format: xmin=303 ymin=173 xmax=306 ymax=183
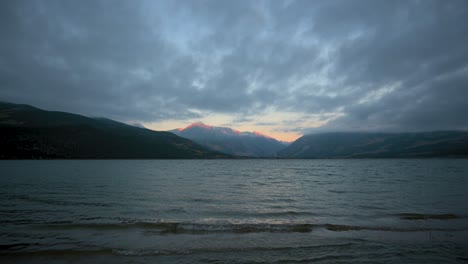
xmin=170 ymin=122 xmax=286 ymax=157
xmin=128 ymin=122 xmax=146 ymax=129
xmin=0 ymin=102 xmax=227 ymax=159
xmin=278 ymin=132 xmax=468 ymax=158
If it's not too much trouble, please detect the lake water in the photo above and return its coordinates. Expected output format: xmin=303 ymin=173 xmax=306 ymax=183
xmin=1 ymin=159 xmax=468 ymax=263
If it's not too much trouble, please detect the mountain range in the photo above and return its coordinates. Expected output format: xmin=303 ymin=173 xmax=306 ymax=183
xmin=1 ymin=101 xmax=468 ymax=159
xmin=279 ymin=131 xmax=468 ymax=158
xmin=0 ymin=102 xmax=227 ymax=159
xmin=170 ymin=122 xmax=287 ymax=157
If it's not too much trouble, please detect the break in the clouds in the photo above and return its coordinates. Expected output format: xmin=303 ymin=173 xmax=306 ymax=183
xmin=1 ymin=0 xmax=467 ymax=141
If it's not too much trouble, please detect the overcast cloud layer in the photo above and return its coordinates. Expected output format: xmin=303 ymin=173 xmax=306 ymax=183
xmin=1 ymin=0 xmax=467 ymax=139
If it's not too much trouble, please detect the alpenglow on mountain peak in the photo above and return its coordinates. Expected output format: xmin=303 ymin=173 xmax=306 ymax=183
xmin=170 ymin=122 xmax=286 ymax=157
xmin=184 ymin=121 xmax=212 ymax=130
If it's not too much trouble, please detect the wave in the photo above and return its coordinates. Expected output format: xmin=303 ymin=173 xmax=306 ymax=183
xmin=322 ymin=224 xmax=463 ymax=232
xmin=398 ymin=213 xmax=461 ymax=220
xmin=35 ymin=221 xmax=467 ymax=234
xmin=0 ymin=248 xmax=113 ymax=256
xmin=7 ymin=194 xmax=119 ymax=208
xmin=254 ymin=211 xmax=317 ymax=217
xmin=0 ymin=243 xmax=355 ymax=257
xmin=37 ymin=222 xmax=314 ymax=233
xmin=0 ymin=243 xmax=37 ymax=250
xmin=111 ymin=243 xmax=356 ymax=257
xmin=205 ymin=210 xmax=317 ymax=218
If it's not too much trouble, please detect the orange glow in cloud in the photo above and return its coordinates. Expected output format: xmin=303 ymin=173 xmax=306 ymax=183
xmin=144 ymin=120 xmax=299 ymax=142
xmin=263 ymin=131 xmax=301 ymax=142
xmin=141 ymin=111 xmax=341 ymax=142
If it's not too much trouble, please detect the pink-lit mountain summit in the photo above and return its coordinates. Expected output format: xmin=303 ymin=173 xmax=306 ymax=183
xmin=170 ymin=122 xmax=288 ymax=157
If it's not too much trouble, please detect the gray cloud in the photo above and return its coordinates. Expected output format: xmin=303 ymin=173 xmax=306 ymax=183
xmin=1 ymin=0 xmax=467 ymax=133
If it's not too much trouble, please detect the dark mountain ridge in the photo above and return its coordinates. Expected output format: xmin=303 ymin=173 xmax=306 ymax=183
xmin=278 ymin=131 xmax=468 ymax=158
xmin=0 ymin=102 xmax=227 ymax=159
xmin=2 ymin=102 xmax=467 ymax=159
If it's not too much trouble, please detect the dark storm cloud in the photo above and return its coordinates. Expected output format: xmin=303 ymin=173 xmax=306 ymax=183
xmin=0 ymin=0 xmax=467 ymax=132
xmin=0 ymin=0 xmax=200 ymax=121
xmin=304 ymin=0 xmax=468 ymax=132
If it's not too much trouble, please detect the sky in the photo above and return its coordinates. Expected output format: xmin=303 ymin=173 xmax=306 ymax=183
xmin=1 ymin=0 xmax=467 ymax=142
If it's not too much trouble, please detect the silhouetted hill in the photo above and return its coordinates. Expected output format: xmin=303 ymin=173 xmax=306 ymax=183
xmin=278 ymin=132 xmax=468 ymax=158
xmin=170 ymin=122 xmax=286 ymax=157
xmin=0 ymin=102 xmax=228 ymax=159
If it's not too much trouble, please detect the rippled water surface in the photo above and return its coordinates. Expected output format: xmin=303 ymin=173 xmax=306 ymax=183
xmin=1 ymin=159 xmax=468 ymax=263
